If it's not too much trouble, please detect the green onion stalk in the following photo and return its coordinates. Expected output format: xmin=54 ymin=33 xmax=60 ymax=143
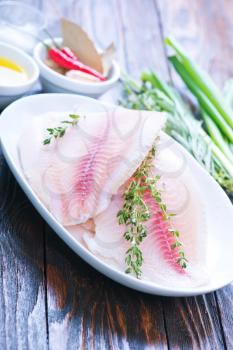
xmin=165 ymin=37 xmax=233 ymax=131
xmin=168 ymin=55 xmax=233 ymax=144
xmin=165 ymin=38 xmax=233 ymax=170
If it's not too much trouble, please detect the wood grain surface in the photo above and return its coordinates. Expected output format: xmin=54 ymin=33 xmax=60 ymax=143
xmin=0 ymin=149 xmax=47 ymax=350
xmin=157 ymin=0 xmax=233 ymax=86
xmin=0 ymin=1 xmax=233 ymax=349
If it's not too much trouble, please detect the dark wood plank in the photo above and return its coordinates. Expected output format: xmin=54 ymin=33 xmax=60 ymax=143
xmin=215 ymin=285 xmax=233 ymax=349
xmin=161 ymin=294 xmax=225 ymax=349
xmin=0 ymin=149 xmax=48 ymax=349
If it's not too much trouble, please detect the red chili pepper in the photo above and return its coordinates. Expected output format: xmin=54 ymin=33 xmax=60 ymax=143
xmin=48 ymin=48 xmax=106 ymax=81
xmin=61 ymin=47 xmax=79 ymax=61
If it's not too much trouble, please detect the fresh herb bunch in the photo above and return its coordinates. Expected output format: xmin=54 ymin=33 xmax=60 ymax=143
xmin=117 ymin=144 xmax=187 ymax=278
xmin=117 ymin=146 xmax=156 ymax=278
xmin=43 ymin=114 xmax=80 ymax=145
xmin=118 ymin=177 xmax=149 ymax=278
xmin=121 ymin=72 xmax=233 ymax=193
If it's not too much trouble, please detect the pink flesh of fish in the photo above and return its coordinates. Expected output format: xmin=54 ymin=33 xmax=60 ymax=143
xmin=143 ymin=190 xmax=185 ymax=274
xmin=82 ymin=144 xmax=208 ymax=287
xmin=19 ymin=109 xmax=166 ymax=226
xmin=50 ymin=126 xmax=110 ymax=225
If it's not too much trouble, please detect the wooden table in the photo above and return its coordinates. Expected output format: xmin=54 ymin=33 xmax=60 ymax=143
xmin=1 ymin=1 xmax=233 ymax=349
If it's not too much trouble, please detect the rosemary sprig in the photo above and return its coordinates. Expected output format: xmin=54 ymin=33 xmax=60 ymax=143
xmin=118 ymin=144 xmax=187 ymax=278
xmin=43 ymin=114 xmax=80 ymax=145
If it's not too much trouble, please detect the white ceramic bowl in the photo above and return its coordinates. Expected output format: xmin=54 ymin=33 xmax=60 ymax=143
xmin=33 ymin=38 xmax=121 ymax=98
xmin=0 ymin=42 xmax=39 ymax=109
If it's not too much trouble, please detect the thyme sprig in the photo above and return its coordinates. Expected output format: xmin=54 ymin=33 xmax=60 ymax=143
xmin=118 ymin=144 xmax=187 ymax=278
xmin=43 ymin=114 xmax=80 ymax=145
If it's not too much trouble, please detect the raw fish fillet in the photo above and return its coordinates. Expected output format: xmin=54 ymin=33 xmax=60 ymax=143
xmin=18 ymin=108 xmax=166 ymax=226
xmin=83 ymin=144 xmax=208 ymax=287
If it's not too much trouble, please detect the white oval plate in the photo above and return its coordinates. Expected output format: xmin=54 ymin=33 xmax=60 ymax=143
xmin=1 ymin=93 xmax=233 ymax=297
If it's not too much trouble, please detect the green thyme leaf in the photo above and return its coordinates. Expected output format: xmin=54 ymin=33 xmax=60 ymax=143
xmin=43 ymin=114 xmax=81 ymax=145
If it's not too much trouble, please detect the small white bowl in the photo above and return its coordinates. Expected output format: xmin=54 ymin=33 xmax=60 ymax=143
xmin=0 ymin=42 xmax=39 ymax=109
xmin=33 ymin=38 xmax=121 ymax=98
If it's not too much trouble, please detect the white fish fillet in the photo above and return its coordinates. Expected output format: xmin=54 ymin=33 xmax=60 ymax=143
xmin=18 ymin=108 xmax=166 ymax=226
xmin=83 ymin=145 xmax=208 ymax=287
